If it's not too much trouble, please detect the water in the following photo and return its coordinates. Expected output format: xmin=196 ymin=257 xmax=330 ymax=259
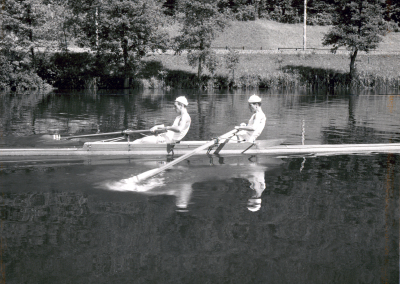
xmin=0 ymin=89 xmax=399 ymax=283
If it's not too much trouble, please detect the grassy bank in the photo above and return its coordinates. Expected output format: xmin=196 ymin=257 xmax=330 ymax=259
xmin=140 ymin=52 xmax=400 ymax=90
xmin=140 ymin=19 xmax=400 ymax=90
xmin=211 ymin=20 xmax=400 ymax=52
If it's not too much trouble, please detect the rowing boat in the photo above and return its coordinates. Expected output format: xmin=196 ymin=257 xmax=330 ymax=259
xmin=0 ymin=139 xmax=282 ymax=156
xmin=1 ymin=139 xmax=400 ymax=157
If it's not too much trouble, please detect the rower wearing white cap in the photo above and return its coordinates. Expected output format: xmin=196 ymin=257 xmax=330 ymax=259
xmin=234 ymin=94 xmax=266 ymax=143
xmin=132 ymin=96 xmax=191 ymax=144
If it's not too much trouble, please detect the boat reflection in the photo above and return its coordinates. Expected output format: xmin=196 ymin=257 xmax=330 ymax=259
xmin=103 ymin=155 xmax=282 ymax=212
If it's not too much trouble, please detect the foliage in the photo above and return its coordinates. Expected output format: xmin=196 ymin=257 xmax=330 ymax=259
xmin=187 ymin=49 xmax=220 ymax=76
xmin=175 ymin=0 xmax=228 ymax=79
xmin=307 ymin=12 xmax=333 ymax=26
xmin=163 ymin=0 xmax=177 ymax=16
xmin=224 ymin=48 xmax=239 ymax=80
xmin=0 ymin=55 xmax=49 ymax=91
xmin=70 ymin=0 xmax=169 ymax=79
xmin=234 ymin=5 xmax=256 ymax=21
xmin=383 ymin=0 xmax=400 ymax=25
xmin=2 ymin=0 xmax=67 ymax=68
xmin=322 ymin=0 xmax=387 ymax=79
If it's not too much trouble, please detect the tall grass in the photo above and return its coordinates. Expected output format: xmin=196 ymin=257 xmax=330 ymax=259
xmin=351 ymin=72 xmax=400 ymax=90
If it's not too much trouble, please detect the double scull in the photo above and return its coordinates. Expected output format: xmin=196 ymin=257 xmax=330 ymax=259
xmin=1 ymin=140 xmax=400 ymax=157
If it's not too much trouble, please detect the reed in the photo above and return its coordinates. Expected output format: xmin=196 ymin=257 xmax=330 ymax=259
xmin=148 ymin=68 xmax=400 ymax=91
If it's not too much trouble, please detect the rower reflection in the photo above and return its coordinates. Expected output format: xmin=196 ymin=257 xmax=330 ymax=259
xmin=246 ymin=170 xmax=265 ymax=212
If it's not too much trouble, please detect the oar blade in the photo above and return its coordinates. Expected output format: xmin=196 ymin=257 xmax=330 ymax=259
xmin=133 ymin=168 xmax=159 ymax=183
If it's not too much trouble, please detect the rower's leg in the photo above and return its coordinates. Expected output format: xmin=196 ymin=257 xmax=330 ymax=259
xmin=131 ymin=135 xmax=158 ymax=144
xmin=167 ymin=143 xmax=175 ymax=155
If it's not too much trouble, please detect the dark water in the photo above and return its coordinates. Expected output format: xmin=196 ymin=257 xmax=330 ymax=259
xmin=0 ymin=89 xmax=399 ymax=283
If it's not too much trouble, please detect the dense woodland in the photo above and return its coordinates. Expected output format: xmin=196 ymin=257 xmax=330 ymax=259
xmin=1 ymin=0 xmax=400 ymax=90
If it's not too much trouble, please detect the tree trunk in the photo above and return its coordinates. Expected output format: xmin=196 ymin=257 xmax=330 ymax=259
xmin=197 ymin=57 xmax=202 ymax=80
xmin=30 ymin=46 xmax=35 ymax=70
xmin=122 ymin=37 xmax=129 ymax=89
xmin=349 ymin=49 xmax=358 ymax=80
xmin=27 ymin=5 xmax=35 ymax=70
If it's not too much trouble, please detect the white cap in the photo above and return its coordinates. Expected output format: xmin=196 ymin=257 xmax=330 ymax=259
xmin=175 ymin=96 xmax=188 ymax=106
xmin=248 ymin=94 xmax=261 ymax=103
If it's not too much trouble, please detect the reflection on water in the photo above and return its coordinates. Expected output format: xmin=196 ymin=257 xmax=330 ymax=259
xmin=100 ymin=155 xmax=274 ymax=213
xmin=0 ymin=89 xmax=399 ymax=283
xmin=3 ymin=154 xmax=397 ymax=283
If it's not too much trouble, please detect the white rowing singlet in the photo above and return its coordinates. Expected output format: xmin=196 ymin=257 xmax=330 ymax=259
xmin=162 ymin=113 xmax=191 ymax=142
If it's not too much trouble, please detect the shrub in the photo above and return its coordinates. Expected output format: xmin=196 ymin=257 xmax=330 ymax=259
xmin=212 ymin=74 xmax=230 ymax=89
xmin=307 ymin=12 xmax=333 ymax=26
xmin=235 ymin=5 xmax=256 ymax=21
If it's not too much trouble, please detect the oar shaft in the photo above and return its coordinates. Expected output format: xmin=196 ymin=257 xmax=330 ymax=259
xmin=64 ymin=131 xmax=124 ymax=140
xmin=133 ymin=129 xmax=239 ymax=182
xmin=60 ymin=129 xmax=153 ymax=140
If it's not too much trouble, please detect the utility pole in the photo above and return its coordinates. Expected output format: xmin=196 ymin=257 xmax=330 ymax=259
xmin=91 ymin=2 xmax=101 ymax=52
xmin=95 ymin=6 xmax=98 ymax=50
xmin=303 ymin=0 xmax=307 ymax=50
xmin=254 ymin=0 xmax=260 ymax=19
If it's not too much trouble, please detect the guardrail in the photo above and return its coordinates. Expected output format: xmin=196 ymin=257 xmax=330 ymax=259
xmin=211 ymin=46 xmax=344 ymax=51
xmin=210 ymin=46 xmax=400 ymax=54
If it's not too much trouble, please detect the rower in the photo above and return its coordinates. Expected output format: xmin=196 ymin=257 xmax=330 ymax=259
xmin=132 ymin=96 xmax=191 ymax=144
xmin=234 ymin=94 xmax=266 ymax=143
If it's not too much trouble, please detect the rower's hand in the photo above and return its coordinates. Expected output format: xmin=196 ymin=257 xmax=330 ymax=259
xmin=150 ymin=124 xmax=166 ymax=133
xmin=235 ymin=123 xmax=247 ymax=130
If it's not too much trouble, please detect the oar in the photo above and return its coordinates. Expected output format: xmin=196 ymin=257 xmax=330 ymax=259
xmin=53 ymin=129 xmax=156 ymax=140
xmin=132 ymin=129 xmax=239 ymax=182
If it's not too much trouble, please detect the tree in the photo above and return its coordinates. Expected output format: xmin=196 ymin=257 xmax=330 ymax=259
xmin=383 ymin=0 xmax=400 ymax=26
xmin=224 ymin=47 xmax=239 ymax=80
xmin=175 ymin=0 xmax=227 ymax=79
xmin=322 ymin=0 xmax=387 ymax=79
xmin=2 ymin=0 xmax=56 ymax=70
xmin=71 ymin=0 xmax=168 ymax=81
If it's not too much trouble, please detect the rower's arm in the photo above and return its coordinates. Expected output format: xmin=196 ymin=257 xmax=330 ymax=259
xmin=166 ymin=114 xmax=190 ymax=133
xmin=236 ymin=125 xmax=256 ymax=131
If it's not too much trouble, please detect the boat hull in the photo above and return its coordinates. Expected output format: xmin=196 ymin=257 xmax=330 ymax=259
xmin=0 ymin=139 xmax=285 ymax=157
xmin=0 ymin=140 xmax=400 ymax=157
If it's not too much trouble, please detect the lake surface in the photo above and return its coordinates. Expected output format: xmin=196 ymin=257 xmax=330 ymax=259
xmin=0 ymin=88 xmax=399 ymax=283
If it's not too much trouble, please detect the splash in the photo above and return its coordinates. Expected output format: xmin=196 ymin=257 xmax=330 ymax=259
xmin=100 ymin=176 xmax=165 ymax=192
